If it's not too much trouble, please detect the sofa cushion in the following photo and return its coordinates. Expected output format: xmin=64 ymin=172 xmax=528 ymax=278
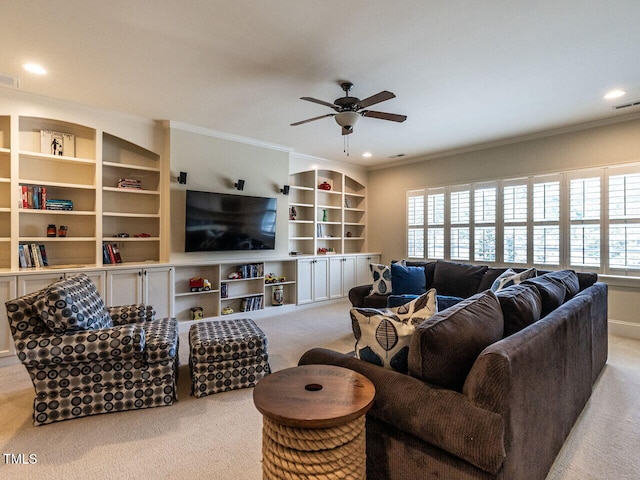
xmin=545 ymin=270 xmax=580 ymax=299
xmin=490 ymin=267 xmax=537 ymax=292
xmin=522 ymin=275 xmax=566 ymax=316
xmin=432 ymin=260 xmax=488 ymax=298
xmin=496 ymin=284 xmax=543 ymax=336
xmin=369 ymin=263 xmax=392 ymax=295
xmin=387 ymin=294 xmax=464 ymax=310
xmin=351 ymin=289 xmax=437 ymax=373
xmin=477 ymin=267 xmax=512 ymax=292
xmin=34 ymin=273 xmax=113 ymax=333
xmin=391 ymin=262 xmax=426 ymax=295
xmin=405 ymin=260 xmax=437 ymax=290
xmin=408 ymin=290 xmax=504 ymax=391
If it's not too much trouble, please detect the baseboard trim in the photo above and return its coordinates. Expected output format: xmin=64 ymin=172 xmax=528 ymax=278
xmin=608 ymin=319 xmax=640 ymax=340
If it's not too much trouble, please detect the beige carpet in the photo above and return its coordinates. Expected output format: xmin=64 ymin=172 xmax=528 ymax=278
xmin=0 ymin=299 xmax=638 ymax=479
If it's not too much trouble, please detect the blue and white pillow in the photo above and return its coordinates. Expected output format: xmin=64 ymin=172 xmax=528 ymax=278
xmin=370 ymin=263 xmax=392 ymax=295
xmin=351 ymin=288 xmax=437 ymax=373
xmin=491 ymin=268 xmax=537 ymax=292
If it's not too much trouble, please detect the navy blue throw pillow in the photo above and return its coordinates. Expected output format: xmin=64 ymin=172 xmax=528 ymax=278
xmin=391 ymin=263 xmax=426 ymax=295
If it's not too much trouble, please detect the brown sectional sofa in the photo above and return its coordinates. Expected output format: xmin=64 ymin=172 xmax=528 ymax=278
xmin=299 ymin=260 xmax=608 ymax=480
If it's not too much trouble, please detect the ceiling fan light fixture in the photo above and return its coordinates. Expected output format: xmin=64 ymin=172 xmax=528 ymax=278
xmin=335 ymin=111 xmax=360 ymax=129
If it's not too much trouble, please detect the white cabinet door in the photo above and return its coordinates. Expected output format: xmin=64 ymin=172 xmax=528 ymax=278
xmin=106 ymin=269 xmax=143 ymax=306
xmin=0 ymin=276 xmax=17 ymax=357
xmin=330 ymin=256 xmax=358 ymax=299
xmin=313 ymin=257 xmax=329 ymax=302
xmin=143 ymin=266 xmax=174 ymax=318
xmin=329 ymin=256 xmax=344 ymax=299
xmin=356 ymin=254 xmax=381 ymax=286
xmin=297 ymin=257 xmax=329 ymax=304
xmin=342 ymin=255 xmax=358 ymax=295
xmin=17 ymin=273 xmax=65 ymax=296
xmin=297 ymin=258 xmax=314 ymax=305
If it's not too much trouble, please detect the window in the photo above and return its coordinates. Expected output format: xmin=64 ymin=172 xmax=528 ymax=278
xmin=569 ymin=175 xmax=601 ymax=267
xmin=503 ymin=181 xmax=528 ymax=263
xmin=609 ymin=171 xmax=640 ymax=270
xmin=407 ymin=190 xmax=425 ymax=258
xmin=427 ymin=190 xmax=445 ymax=259
xmin=474 ymin=186 xmax=496 ymax=262
xmin=406 ymin=163 xmax=640 ymax=276
xmin=450 ymin=188 xmax=470 ymax=260
xmin=532 ymin=178 xmax=560 ymax=265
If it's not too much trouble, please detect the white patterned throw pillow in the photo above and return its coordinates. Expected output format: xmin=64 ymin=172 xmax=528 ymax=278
xmin=370 ymin=263 xmax=392 ymax=295
xmin=491 ymin=267 xmax=537 ymax=292
xmin=351 ymin=288 xmax=437 ymax=373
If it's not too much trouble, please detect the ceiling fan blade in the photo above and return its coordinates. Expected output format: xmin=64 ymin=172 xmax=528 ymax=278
xmin=362 ymin=110 xmax=407 ymax=122
xmin=342 ymin=126 xmax=353 ymax=136
xmin=300 ymin=97 xmax=340 ymax=111
xmin=291 ymin=113 xmax=335 ymax=126
xmin=357 ymin=91 xmax=395 ymax=109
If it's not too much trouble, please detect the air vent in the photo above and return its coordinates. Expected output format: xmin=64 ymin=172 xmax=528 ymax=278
xmin=388 ymin=153 xmax=406 ymax=158
xmin=0 ymin=72 xmax=20 ymax=89
xmin=612 ymin=100 xmax=640 ymax=110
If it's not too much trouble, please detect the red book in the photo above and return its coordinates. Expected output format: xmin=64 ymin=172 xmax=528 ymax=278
xmin=106 ymin=244 xmax=117 ymax=264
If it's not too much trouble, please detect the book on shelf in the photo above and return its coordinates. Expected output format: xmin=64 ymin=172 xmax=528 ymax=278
xmin=239 ymin=263 xmax=264 ymax=278
xmin=19 ymin=244 xmax=48 ymax=268
xmin=19 ymin=185 xmax=49 ymax=210
xmin=117 ymin=178 xmax=142 ymax=189
xmin=103 ymin=243 xmax=123 ymax=264
xmin=45 ymin=199 xmax=74 ymax=211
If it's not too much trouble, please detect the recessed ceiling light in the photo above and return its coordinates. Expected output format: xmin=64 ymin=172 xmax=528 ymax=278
xmin=362 ymin=152 xmax=372 ymax=158
xmin=604 ymin=89 xmax=626 ymax=100
xmin=22 ymin=63 xmax=47 ymax=75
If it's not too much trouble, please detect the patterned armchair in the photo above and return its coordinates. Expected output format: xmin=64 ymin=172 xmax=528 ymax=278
xmin=5 ymin=273 xmax=179 ymax=426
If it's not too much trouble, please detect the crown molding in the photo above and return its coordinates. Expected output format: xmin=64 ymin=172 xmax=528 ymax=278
xmin=371 ymin=111 xmax=640 ymax=171
xmin=166 ymin=120 xmax=293 ymax=153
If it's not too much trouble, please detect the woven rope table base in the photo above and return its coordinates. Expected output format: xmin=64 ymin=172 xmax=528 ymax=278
xmin=262 ymin=416 xmax=366 ymax=480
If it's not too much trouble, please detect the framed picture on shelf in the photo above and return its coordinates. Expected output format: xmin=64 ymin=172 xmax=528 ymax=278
xmin=344 ymin=198 xmax=351 ymax=208
xmin=40 ymin=130 xmax=75 ymax=157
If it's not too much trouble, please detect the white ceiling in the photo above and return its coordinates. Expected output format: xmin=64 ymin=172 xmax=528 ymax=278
xmin=2 ymin=0 xmax=640 ymax=167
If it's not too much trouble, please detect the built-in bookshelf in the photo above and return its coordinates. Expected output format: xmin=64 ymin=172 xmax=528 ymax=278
xmin=1 ymin=114 xmax=163 ymax=270
xmin=288 ymin=169 xmax=367 ymax=255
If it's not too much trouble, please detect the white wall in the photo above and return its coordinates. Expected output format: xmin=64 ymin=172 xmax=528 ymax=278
xmin=367 ymin=115 xmax=640 ymax=337
xmin=167 ymin=122 xmax=291 ymax=263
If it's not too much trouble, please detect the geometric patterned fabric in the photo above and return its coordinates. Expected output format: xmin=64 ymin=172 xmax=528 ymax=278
xmin=33 ymin=273 xmax=113 ymax=332
xmin=350 ymin=289 xmax=437 ymax=373
xmin=189 ymin=318 xmax=271 ymax=397
xmin=5 ymin=274 xmax=178 ymax=426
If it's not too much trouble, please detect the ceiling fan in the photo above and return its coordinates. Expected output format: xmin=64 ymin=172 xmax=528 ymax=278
xmin=291 ymin=82 xmax=407 ymax=135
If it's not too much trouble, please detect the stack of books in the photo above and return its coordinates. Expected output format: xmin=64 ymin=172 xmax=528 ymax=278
xmin=240 ymin=295 xmax=263 ymax=312
xmin=19 ymin=185 xmax=47 ymax=209
xmin=240 ymin=263 xmax=264 ymax=278
xmin=19 ymin=244 xmax=48 ymax=268
xmin=45 ymin=199 xmax=74 ymax=211
xmin=117 ymin=178 xmax=142 ymax=189
xmin=103 ymin=243 xmax=123 ymax=264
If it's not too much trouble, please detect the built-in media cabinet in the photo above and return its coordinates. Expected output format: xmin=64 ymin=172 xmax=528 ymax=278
xmin=0 ymin=114 xmax=381 ymax=360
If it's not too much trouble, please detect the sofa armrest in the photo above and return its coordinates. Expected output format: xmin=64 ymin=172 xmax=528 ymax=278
xmin=14 ymin=324 xmax=145 ymax=367
xmin=348 ymin=284 xmax=372 ymax=307
xmin=299 ymin=347 xmax=505 ymax=475
xmin=108 ymin=304 xmax=156 ymax=325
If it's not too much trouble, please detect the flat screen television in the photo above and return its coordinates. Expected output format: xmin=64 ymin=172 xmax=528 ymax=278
xmin=185 ymin=190 xmax=277 ymax=252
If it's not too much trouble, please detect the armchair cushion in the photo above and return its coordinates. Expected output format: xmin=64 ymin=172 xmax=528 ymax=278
xmin=109 ymin=304 xmax=156 ymax=325
xmin=34 ymin=273 xmax=112 ymax=333
xmin=14 ymin=323 xmax=145 ymax=367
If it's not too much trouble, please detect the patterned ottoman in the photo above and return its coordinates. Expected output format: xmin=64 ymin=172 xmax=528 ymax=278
xmin=189 ymin=318 xmax=271 ymax=397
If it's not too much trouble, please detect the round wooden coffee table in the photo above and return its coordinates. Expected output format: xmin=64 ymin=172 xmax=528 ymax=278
xmin=253 ymin=364 xmax=375 ymax=479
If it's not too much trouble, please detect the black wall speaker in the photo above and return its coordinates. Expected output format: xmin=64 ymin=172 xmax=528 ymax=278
xmin=235 ymin=179 xmax=245 ymax=191
xmin=178 ymin=171 xmax=187 ymax=184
